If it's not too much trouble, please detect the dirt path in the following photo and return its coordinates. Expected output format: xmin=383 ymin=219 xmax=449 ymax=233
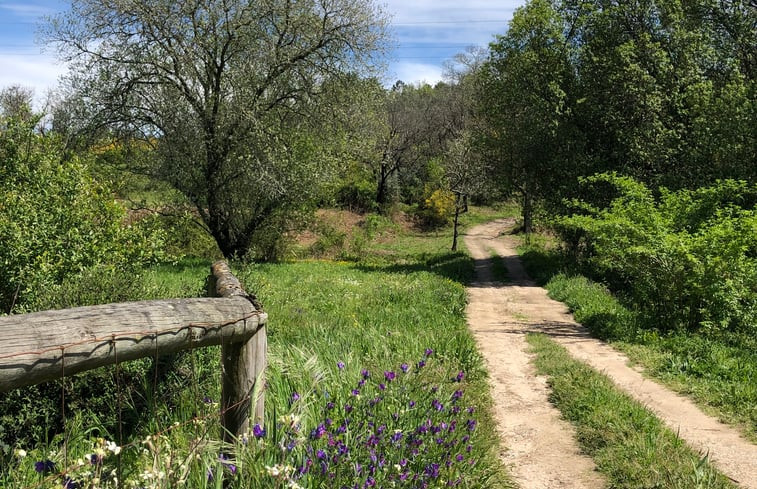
xmin=464 ymin=219 xmax=757 ymax=489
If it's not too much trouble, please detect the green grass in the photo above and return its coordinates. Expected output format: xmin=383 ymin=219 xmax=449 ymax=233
xmin=518 ymin=238 xmax=757 ymax=442
xmin=526 ymin=333 xmax=736 ymax=489
xmin=1 ymin=213 xmax=513 ymax=488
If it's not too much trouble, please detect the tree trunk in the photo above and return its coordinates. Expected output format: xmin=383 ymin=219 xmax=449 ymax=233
xmin=451 ymin=193 xmax=468 ymax=252
xmin=376 ymin=168 xmax=388 ymax=206
xmin=522 ymin=191 xmax=533 ymax=235
xmin=452 ymin=199 xmax=460 ymax=251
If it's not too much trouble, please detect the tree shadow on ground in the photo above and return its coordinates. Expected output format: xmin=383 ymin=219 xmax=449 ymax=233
xmin=351 ymin=251 xmax=475 ymax=284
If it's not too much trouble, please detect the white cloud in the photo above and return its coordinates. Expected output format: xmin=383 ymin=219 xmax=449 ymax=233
xmin=387 ymin=61 xmax=443 ymax=86
xmin=383 ymin=0 xmax=520 ymax=24
xmin=382 ymin=0 xmax=522 ymax=84
xmin=0 ymin=3 xmax=56 ymax=18
xmin=0 ymin=54 xmax=67 ymax=107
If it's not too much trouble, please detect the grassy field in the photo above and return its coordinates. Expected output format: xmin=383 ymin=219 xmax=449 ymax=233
xmin=527 ymin=333 xmax=736 ymax=489
xmin=1 ymin=207 xmax=515 ymax=488
xmin=518 ymin=237 xmax=757 ymax=443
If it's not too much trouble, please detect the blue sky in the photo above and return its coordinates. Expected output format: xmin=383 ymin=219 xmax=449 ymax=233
xmin=0 ymin=0 xmax=523 ymax=103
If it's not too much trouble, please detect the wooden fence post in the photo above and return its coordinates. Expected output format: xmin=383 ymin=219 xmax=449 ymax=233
xmin=210 ymin=261 xmax=266 ymax=443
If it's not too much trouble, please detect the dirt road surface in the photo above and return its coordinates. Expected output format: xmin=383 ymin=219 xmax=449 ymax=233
xmin=464 ymin=219 xmax=757 ymax=489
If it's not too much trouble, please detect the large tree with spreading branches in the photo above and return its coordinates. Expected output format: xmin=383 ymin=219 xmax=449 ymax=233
xmin=44 ymin=0 xmax=390 ymax=258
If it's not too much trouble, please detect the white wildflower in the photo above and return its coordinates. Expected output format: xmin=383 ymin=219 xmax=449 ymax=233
xmin=105 ymin=440 xmax=121 ymax=455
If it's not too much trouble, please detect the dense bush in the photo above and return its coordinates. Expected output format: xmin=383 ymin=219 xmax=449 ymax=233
xmin=556 ymin=174 xmax=757 ymax=337
xmin=335 ymin=179 xmax=379 ymax=213
xmin=417 ymin=189 xmax=456 ymax=228
xmin=0 ymin=118 xmax=168 ymax=312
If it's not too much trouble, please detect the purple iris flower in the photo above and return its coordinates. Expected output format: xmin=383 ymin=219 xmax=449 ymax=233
xmin=253 ymin=423 xmax=266 ymax=438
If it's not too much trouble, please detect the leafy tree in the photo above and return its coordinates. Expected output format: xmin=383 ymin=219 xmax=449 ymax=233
xmin=0 ymin=85 xmax=34 ymax=123
xmin=571 ymin=0 xmax=755 ymax=188
xmin=478 ymin=0 xmax=578 ymax=233
xmin=437 ymin=48 xmax=491 ymax=250
xmin=445 ymin=133 xmax=488 ymax=251
xmin=370 ymin=82 xmax=440 ymax=207
xmin=44 ymin=0 xmax=389 ymax=258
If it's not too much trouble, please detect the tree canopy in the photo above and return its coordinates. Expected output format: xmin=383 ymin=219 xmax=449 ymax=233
xmin=476 ymin=0 xmax=756 ymax=228
xmin=44 ymin=0 xmax=390 ymax=258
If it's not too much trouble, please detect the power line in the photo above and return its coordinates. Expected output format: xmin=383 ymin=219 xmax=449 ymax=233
xmin=392 ymin=20 xmax=510 ymax=26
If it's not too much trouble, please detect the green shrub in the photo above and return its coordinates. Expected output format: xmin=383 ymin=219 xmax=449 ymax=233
xmin=0 ymin=118 xmax=168 ymax=312
xmin=309 ymin=221 xmax=347 ymax=257
xmin=335 ymin=179 xmax=378 ymax=213
xmin=417 ymin=188 xmax=456 ymax=228
xmin=556 ymin=174 xmax=757 ymax=336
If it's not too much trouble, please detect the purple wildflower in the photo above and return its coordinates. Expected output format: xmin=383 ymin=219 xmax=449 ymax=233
xmin=425 ymin=348 xmax=433 ymax=357
xmin=252 ymin=423 xmax=266 ymax=438
xmin=311 ymin=424 xmax=327 ymax=440
xmin=337 ymin=361 xmax=345 ymax=370
xmin=400 ymin=363 xmax=409 ymax=373
xmin=361 ymin=369 xmax=370 ymax=379
xmin=384 ymin=371 xmax=396 ymax=382
xmin=291 ymin=392 xmax=300 ymax=402
xmin=424 ymin=463 xmax=440 ymax=478
xmin=455 ymin=371 xmax=464 ymax=382
xmin=34 ymin=460 xmax=55 ymax=473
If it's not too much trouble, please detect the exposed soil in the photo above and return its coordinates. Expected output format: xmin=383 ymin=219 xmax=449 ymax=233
xmin=464 ymin=219 xmax=757 ymax=489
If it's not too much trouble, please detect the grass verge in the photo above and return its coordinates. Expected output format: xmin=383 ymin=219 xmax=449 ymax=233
xmin=526 ymin=333 xmax=736 ymax=489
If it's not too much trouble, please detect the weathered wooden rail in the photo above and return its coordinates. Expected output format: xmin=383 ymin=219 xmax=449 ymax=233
xmin=0 ymin=260 xmax=267 ymax=440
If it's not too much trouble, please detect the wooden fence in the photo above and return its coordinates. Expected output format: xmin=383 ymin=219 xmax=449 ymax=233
xmin=0 ymin=260 xmax=267 ymax=441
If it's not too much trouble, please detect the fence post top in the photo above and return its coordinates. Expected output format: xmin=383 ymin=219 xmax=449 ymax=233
xmin=211 ymin=261 xmax=263 ymax=311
